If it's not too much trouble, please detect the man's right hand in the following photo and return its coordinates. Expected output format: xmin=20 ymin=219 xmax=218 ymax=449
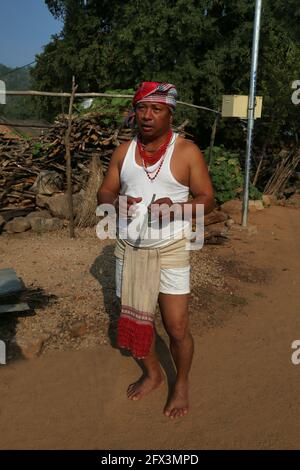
xmin=115 ymin=196 xmax=142 ymax=219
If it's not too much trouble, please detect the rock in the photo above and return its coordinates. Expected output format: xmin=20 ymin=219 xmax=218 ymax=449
xmin=15 ymin=336 xmax=46 ymax=359
xmin=45 ymin=192 xmax=83 ymax=219
xmin=277 ymin=198 xmax=286 ymax=206
xmin=263 ymin=194 xmax=278 ymax=207
xmin=0 ymin=215 xmax=5 ymax=228
xmin=5 ymin=217 xmax=31 ymax=233
xmin=36 ymin=193 xmax=51 ymax=208
xmin=30 ymin=170 xmax=64 ymax=195
xmin=30 ymin=217 xmax=64 ymax=232
xmin=262 ymin=195 xmax=271 ymax=207
xmin=225 ymin=218 xmax=235 ymax=228
xmin=248 ymin=200 xmax=264 ymax=212
xmin=25 ymin=210 xmax=52 ymax=220
xmin=220 ymin=200 xmax=242 ymax=217
xmin=70 ymin=321 xmax=87 ymax=338
xmin=286 ymin=193 xmax=300 ymax=208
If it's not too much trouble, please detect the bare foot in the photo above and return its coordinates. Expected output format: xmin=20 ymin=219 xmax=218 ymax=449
xmin=164 ymin=381 xmax=189 ymax=419
xmin=127 ymin=373 xmax=164 ymax=401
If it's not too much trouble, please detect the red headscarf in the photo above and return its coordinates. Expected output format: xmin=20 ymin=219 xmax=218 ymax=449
xmin=133 ymin=81 xmax=177 ymax=110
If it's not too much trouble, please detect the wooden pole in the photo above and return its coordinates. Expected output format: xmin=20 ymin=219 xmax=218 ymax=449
xmin=65 ymin=76 xmax=78 ymax=238
xmin=208 ymin=112 xmax=220 ymax=171
xmin=4 ymin=91 xmax=219 ymax=114
xmin=252 ymin=141 xmax=267 ymax=187
xmin=61 ymin=89 xmax=65 ymax=120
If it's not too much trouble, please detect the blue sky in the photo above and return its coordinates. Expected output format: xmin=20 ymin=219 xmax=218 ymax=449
xmin=0 ymin=0 xmax=63 ymax=68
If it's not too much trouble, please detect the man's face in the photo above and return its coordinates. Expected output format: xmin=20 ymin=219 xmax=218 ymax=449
xmin=135 ymin=101 xmax=172 ymax=139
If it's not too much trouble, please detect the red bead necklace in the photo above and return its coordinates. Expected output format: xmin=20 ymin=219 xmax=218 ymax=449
xmin=137 ymin=130 xmax=173 ymax=182
xmin=141 ymin=155 xmax=165 ymax=182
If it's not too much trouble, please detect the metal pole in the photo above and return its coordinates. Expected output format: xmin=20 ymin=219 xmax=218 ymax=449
xmin=242 ymin=0 xmax=262 ymax=226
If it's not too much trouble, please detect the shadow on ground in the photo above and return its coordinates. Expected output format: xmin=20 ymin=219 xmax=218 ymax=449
xmin=0 ymin=287 xmax=57 ymax=362
xmin=90 ymin=244 xmax=177 ymax=391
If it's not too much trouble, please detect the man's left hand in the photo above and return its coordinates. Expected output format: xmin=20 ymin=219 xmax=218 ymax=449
xmin=149 ymin=197 xmax=179 ymax=222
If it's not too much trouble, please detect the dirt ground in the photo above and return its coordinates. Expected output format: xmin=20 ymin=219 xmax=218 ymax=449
xmin=0 ymin=205 xmax=300 ymax=450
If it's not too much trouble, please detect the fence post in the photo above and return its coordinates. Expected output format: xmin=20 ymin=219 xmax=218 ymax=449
xmin=65 ymin=76 xmax=78 ymax=238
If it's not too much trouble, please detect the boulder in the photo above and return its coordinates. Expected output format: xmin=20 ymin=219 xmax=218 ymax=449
xmin=25 ymin=210 xmax=52 ymax=220
xmin=36 ymin=193 xmax=51 ymax=208
xmin=225 ymin=218 xmax=235 ymax=228
xmin=262 ymin=194 xmax=278 ymax=207
xmin=30 ymin=170 xmax=64 ymax=195
xmin=45 ymin=192 xmax=83 ymax=219
xmin=286 ymin=193 xmax=300 ymax=208
xmin=30 ymin=217 xmax=64 ymax=232
xmin=248 ymin=200 xmax=264 ymax=212
xmin=220 ymin=200 xmax=242 ymax=217
xmin=5 ymin=217 xmax=31 ymax=233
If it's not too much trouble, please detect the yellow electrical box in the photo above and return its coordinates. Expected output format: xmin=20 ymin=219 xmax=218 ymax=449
xmin=221 ymin=95 xmax=263 ymax=119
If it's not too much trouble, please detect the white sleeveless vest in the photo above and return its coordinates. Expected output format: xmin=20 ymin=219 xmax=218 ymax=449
xmin=118 ymin=133 xmax=190 ymax=247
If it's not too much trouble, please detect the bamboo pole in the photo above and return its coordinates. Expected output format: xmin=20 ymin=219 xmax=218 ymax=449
xmin=3 ymin=90 xmax=220 ymax=114
xmin=65 ymin=76 xmax=78 ymax=238
xmin=4 ymin=91 xmax=132 ymax=98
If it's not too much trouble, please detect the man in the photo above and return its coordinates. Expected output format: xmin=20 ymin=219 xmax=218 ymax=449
xmin=97 ymin=82 xmax=214 ymax=419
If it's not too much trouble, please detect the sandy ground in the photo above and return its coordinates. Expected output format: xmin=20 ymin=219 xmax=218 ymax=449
xmin=0 ymin=205 xmax=300 ymax=449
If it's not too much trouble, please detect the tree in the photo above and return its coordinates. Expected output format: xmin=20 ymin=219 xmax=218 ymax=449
xmin=31 ymin=0 xmax=300 ymax=162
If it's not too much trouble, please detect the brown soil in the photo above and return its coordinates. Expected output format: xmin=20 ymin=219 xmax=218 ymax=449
xmin=0 ymin=205 xmax=300 ymax=449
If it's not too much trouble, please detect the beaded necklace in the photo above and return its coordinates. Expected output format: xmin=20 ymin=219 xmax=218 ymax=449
xmin=137 ymin=130 xmax=173 ymax=182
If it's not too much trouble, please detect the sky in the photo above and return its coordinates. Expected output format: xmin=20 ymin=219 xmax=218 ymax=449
xmin=0 ymin=0 xmax=63 ymax=68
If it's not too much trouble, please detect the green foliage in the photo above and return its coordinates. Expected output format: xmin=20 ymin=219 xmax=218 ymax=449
xmin=73 ymin=88 xmax=134 ymax=126
xmin=204 ymin=146 xmax=243 ymax=203
xmin=249 ymin=185 xmax=262 ymax=201
xmin=205 ymin=145 xmax=262 ymax=203
xmin=31 ymin=142 xmax=43 ymax=156
xmin=32 ymin=1 xmax=300 ymax=151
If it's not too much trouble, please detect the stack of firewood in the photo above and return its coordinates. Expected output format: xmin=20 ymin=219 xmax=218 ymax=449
xmin=1 ymin=113 xmax=190 ymax=212
xmin=35 ymin=112 xmax=134 ymax=172
xmin=0 ymin=133 xmax=38 ymax=210
xmin=0 ymin=116 xmax=133 ymax=211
